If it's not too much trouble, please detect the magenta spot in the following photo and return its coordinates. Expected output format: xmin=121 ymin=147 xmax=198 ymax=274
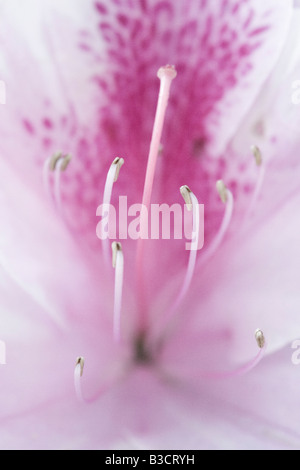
xmin=228 ymin=180 xmax=238 ymax=194
xmin=220 ymin=40 xmax=230 ymax=50
xmin=43 ymin=137 xmax=52 ymax=148
xmin=95 ymin=2 xmax=108 ymax=15
xmin=248 ymin=25 xmax=270 ymax=37
xmin=220 ymin=24 xmax=229 ymax=35
xmin=99 ymin=22 xmax=126 ymax=47
xmin=99 ymin=21 xmax=111 ymax=32
xmin=61 ymin=116 xmax=68 ymax=127
xmin=239 ymin=44 xmax=253 ymax=57
xmin=140 ymin=0 xmax=148 ymax=13
xmin=131 ymin=19 xmax=143 ymax=41
xmin=93 ymin=76 xmax=109 ymax=91
xmin=78 ymin=138 xmax=90 ymax=156
xmin=102 ymin=118 xmax=118 ymax=143
xmin=243 ymin=183 xmax=253 ymax=194
xmin=243 ymin=9 xmax=254 ymax=30
xmin=153 ymin=1 xmax=173 ymax=20
xmin=193 ymin=137 xmax=207 ymax=156
xmin=107 ymin=49 xmax=129 ymax=67
xmin=78 ymin=43 xmax=92 ymax=52
xmin=241 ymin=62 xmax=253 ymax=76
xmin=116 ymin=14 xmax=129 ymax=27
xmin=161 ymin=30 xmax=172 ymax=44
xmin=23 ymin=119 xmax=35 ymax=135
xmin=43 ymin=118 xmax=53 ymax=130
xmin=180 ymin=20 xmax=197 ymax=41
xmin=225 ymin=75 xmax=237 ymax=88
xmin=231 ymin=1 xmax=240 ymax=14
xmin=218 ymin=158 xmax=226 ymax=170
xmin=202 ymin=15 xmax=213 ymax=45
xmin=221 ymin=0 xmax=229 ymax=15
xmin=271 ymin=136 xmax=277 ymax=144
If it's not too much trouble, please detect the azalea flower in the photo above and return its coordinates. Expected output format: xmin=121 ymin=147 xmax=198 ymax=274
xmin=0 ymin=0 xmax=300 ymax=450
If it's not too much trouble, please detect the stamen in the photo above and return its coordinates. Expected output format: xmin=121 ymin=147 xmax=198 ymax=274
xmin=175 ymin=187 xmax=200 ymax=301
xmin=74 ymin=357 xmax=85 ymax=403
xmin=42 ymin=152 xmax=61 ymax=201
xmin=53 ymin=157 xmax=65 ymax=215
xmin=255 ymin=329 xmax=265 ymax=349
xmin=197 ymin=329 xmax=267 ymax=380
xmin=216 ymin=179 xmax=228 ymax=204
xmin=49 ymin=152 xmax=63 ymax=171
xmin=112 ymin=157 xmax=124 ymax=183
xmin=112 ymin=242 xmax=124 ymax=343
xmin=76 ymin=356 xmax=85 ymax=377
xmin=136 ymin=65 xmax=177 ymax=332
xmin=101 ymin=158 xmax=124 ymax=266
xmin=43 ymin=158 xmax=52 ymax=201
xmin=43 ymin=152 xmax=72 ymax=216
xmin=180 ymin=185 xmax=193 ymax=211
xmin=198 ymin=180 xmax=233 ymax=266
xmin=60 ymin=153 xmax=72 ymax=172
xmin=155 ymin=186 xmax=200 ymax=335
xmin=74 ymin=357 xmax=122 ymax=404
xmin=251 ymin=145 xmax=263 ymax=167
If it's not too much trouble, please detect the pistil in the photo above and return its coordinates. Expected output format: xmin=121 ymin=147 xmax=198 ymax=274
xmin=136 ymin=65 xmax=177 ymax=333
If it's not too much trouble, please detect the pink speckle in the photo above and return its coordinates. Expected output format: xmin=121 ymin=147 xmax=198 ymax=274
xmin=243 ymin=183 xmax=254 ymax=194
xmin=23 ymin=119 xmax=35 ymax=135
xmin=43 ymin=118 xmax=53 ymax=130
xmin=139 ymin=0 xmax=148 ymax=13
xmin=95 ymin=1 xmax=108 ymax=15
xmin=78 ymin=43 xmax=92 ymax=52
xmin=248 ymin=25 xmax=270 ymax=38
xmin=232 ymin=2 xmax=241 ymax=15
xmin=243 ymin=9 xmax=254 ymax=30
xmin=93 ymin=76 xmax=109 ymax=91
xmin=42 ymin=137 xmax=52 ymax=148
xmin=221 ymin=0 xmax=229 ymax=16
xmin=116 ymin=14 xmax=130 ymax=27
xmin=153 ymin=1 xmax=173 ymax=19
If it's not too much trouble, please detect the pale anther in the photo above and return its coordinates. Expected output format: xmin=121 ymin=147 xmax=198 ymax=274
xmin=251 ymin=145 xmax=263 ymax=167
xmin=112 ymin=157 xmax=124 ymax=182
xmin=76 ymin=357 xmax=85 ymax=377
xmin=255 ymin=329 xmax=265 ymax=349
xmin=49 ymin=152 xmax=63 ymax=171
xmin=216 ymin=180 xmax=228 ymax=204
xmin=49 ymin=152 xmax=72 ymax=171
xmin=60 ymin=154 xmax=72 ymax=171
xmin=180 ymin=185 xmax=193 ymax=211
xmin=112 ymin=242 xmax=122 ymax=268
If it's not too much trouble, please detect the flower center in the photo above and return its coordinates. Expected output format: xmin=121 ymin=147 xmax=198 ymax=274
xmin=41 ymin=67 xmax=268 ymax=403
xmin=133 ymin=332 xmax=154 ymax=365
